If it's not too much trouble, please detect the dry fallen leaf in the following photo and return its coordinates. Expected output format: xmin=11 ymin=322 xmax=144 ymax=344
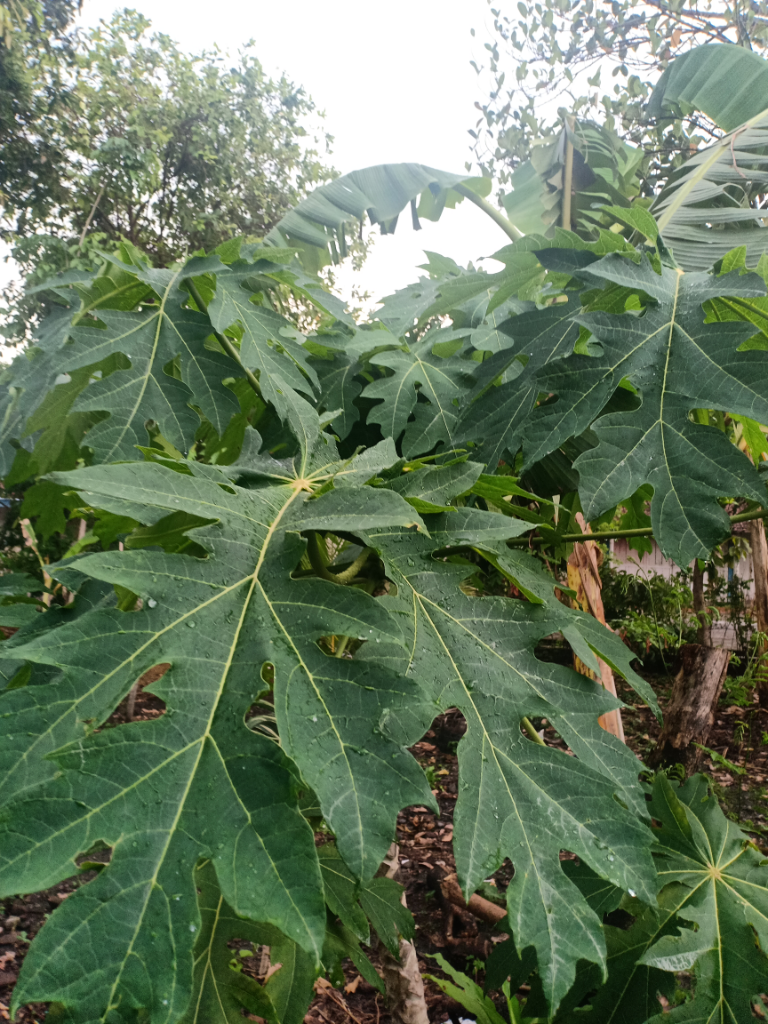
xmin=344 ymin=975 xmax=361 ymax=994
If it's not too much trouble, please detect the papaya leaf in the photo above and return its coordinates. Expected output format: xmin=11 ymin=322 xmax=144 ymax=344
xmin=0 ymin=306 xmax=75 ymax=476
xmin=313 ymin=351 xmax=366 ymax=443
xmin=318 ymin=844 xmax=413 ymax=956
xmin=373 ymin=276 xmax=449 ymax=338
xmin=458 ymin=300 xmax=581 ymax=472
xmin=7 ymin=721 xmax=323 ymax=1023
xmin=558 ymin=774 xmax=768 ymax=1023
xmin=1 ymin=259 xmax=166 ymax=479
xmin=363 ymin=333 xmax=472 ymax=458
xmin=15 ymin=363 xmax=110 ymax=480
xmin=386 ymin=461 xmax=484 ymax=513
xmin=358 ymin=877 xmax=414 ymax=955
xmin=553 ymin=892 xmax=679 ymax=1024
xmin=641 ymin=774 xmax=768 ymax=1023
xmin=318 ymin=845 xmax=369 ymax=943
xmin=180 ymin=859 xmax=315 ymax=1024
xmin=601 ymin=206 xmax=658 ymax=244
xmin=19 ymin=480 xmax=74 ymax=541
xmin=523 ymin=256 xmax=768 ymax=563
xmin=1 ymin=447 xmax=435 ymax=1021
xmin=357 ymin=509 xmax=656 ymax=1013
xmin=321 ymin=918 xmax=384 ymax=993
xmin=62 ymin=270 xmax=239 ymax=461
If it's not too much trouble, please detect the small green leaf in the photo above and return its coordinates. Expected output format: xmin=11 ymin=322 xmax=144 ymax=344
xmin=426 ymin=953 xmax=508 ymax=1024
xmin=601 ymin=205 xmax=658 ymax=242
xmin=358 ymin=876 xmax=414 ymax=955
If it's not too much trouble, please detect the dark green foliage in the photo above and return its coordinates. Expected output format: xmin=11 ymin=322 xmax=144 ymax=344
xmin=0 ymin=133 xmax=767 ymax=1021
xmin=556 ymin=775 xmax=768 ymax=1024
xmin=1 ymin=7 xmax=336 ymax=338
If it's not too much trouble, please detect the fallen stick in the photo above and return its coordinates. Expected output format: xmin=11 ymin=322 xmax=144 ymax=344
xmin=437 ymin=873 xmax=506 ymax=926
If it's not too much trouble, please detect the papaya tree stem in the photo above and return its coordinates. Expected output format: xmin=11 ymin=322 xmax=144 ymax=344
xmin=307 ymin=532 xmax=372 ymax=585
xmin=521 ymin=716 xmax=546 ymax=745
xmin=562 ymin=134 xmax=574 ymax=232
xmin=507 ymin=507 xmax=768 ymax=546
xmin=453 ymin=184 xmax=523 ymax=242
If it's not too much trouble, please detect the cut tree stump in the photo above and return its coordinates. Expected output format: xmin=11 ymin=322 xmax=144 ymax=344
xmin=647 ymin=643 xmax=730 ymax=773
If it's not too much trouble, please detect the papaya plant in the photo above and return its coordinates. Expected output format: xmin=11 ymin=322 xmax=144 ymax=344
xmin=1 ymin=64 xmax=768 ymax=1023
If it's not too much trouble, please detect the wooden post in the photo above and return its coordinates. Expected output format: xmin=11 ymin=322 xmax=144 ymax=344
xmin=749 ymin=518 xmax=768 ymax=708
xmin=647 ymin=644 xmax=730 ymax=773
xmin=692 ymin=559 xmax=709 ymax=646
xmin=567 ymin=513 xmax=625 ymax=741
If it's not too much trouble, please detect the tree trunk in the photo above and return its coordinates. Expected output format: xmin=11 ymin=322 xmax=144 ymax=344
xmin=749 ymin=518 xmax=768 ymax=709
xmin=692 ymin=558 xmax=709 ymax=646
xmin=647 ymin=643 xmax=730 ymax=773
xmin=567 ymin=513 xmax=625 ymax=741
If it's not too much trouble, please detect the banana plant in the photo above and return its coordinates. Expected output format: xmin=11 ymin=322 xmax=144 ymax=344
xmin=649 ymin=43 xmax=768 ymax=271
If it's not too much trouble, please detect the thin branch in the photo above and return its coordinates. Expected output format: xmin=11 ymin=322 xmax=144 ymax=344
xmin=78 ymin=183 xmax=105 ymax=251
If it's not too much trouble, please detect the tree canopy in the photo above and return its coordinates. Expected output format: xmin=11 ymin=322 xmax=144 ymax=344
xmin=1 ymin=9 xmax=336 ymax=285
xmin=471 ymin=1 xmax=768 ymax=185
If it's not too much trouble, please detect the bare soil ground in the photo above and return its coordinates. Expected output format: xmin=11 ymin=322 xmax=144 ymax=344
xmin=3 ymin=650 xmax=767 ymax=1024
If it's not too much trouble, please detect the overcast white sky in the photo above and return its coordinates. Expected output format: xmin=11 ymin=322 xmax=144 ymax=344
xmin=2 ymin=0 xmax=513 ymax=307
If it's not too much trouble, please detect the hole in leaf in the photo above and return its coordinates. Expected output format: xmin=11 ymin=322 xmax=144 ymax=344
xmin=430 ymin=708 xmax=466 ymax=752
xmin=245 ymin=699 xmax=279 ymax=743
xmin=246 ymin=668 xmax=279 ymax=741
xmin=604 ymin=907 xmax=635 ymax=930
xmin=100 ymin=663 xmax=170 ymax=728
xmin=76 ymin=840 xmax=113 ymax=874
xmin=315 ymin=635 xmax=362 ymax=658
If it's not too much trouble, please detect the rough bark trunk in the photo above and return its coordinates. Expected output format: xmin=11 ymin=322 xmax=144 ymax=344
xmin=692 ymin=559 xmax=709 ymax=646
xmin=647 ymin=643 xmax=730 ymax=773
xmin=377 ymin=845 xmax=430 ymax=1024
xmin=567 ymin=513 xmax=625 ymax=741
xmin=379 ymin=940 xmax=430 ymax=1024
xmin=750 ymin=518 xmax=768 ymax=709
